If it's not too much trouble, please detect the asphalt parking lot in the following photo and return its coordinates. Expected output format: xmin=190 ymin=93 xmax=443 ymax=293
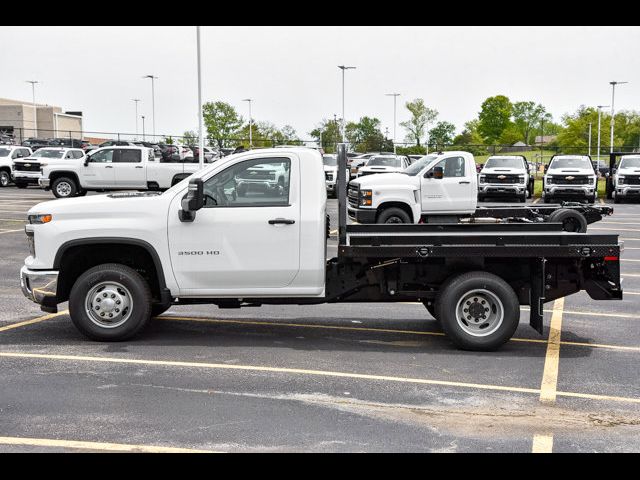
xmin=1 ymin=187 xmax=639 ymax=452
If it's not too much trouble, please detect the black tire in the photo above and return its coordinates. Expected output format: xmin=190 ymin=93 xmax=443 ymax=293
xmin=527 ymin=179 xmax=534 ymax=198
xmin=435 ymin=271 xmax=520 ymax=351
xmin=587 ymin=196 xmax=596 ymax=204
xmin=543 ymin=196 xmax=551 ymax=204
xmin=377 ymin=207 xmax=411 ymax=224
xmin=547 ymin=208 xmax=587 ymax=233
xmin=0 ymin=170 xmax=10 ymax=187
xmin=518 ymin=194 xmax=526 ymax=203
xmin=151 ymin=304 xmax=171 ymax=318
xmin=606 ymin=178 xmax=614 ymax=199
xmin=15 ymin=181 xmax=28 ymax=189
xmin=52 ymin=176 xmax=78 ymax=198
xmin=69 ymin=263 xmax=152 ymax=341
xmin=614 ymin=194 xmax=621 ymax=204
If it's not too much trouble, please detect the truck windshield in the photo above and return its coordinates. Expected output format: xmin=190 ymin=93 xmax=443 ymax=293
xmin=484 ymin=157 xmax=525 ymax=169
xmin=549 ymin=157 xmax=592 ymax=169
xmin=619 ymin=157 xmax=640 ymax=169
xmin=403 ymin=154 xmax=439 ymax=176
xmin=323 ymin=156 xmax=337 ymax=166
xmin=368 ymin=157 xmax=401 ymax=167
xmin=31 ymin=149 xmax=65 ymax=159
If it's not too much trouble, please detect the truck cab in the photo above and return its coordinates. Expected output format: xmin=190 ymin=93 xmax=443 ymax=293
xmin=349 ymin=151 xmax=477 ymax=223
xmin=543 ymin=155 xmax=598 ymax=204
xmin=0 ymin=145 xmax=32 ymax=187
xmin=612 ymin=154 xmax=640 ymax=203
xmin=478 ymin=155 xmax=533 ymax=202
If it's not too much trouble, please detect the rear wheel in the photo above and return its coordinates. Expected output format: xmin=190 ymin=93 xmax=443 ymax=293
xmin=0 ymin=170 xmax=10 ymax=187
xmin=436 ymin=271 xmax=520 ymax=351
xmin=52 ymin=177 xmax=77 ymax=198
xmin=69 ymin=263 xmax=152 ymax=341
xmin=377 ymin=207 xmax=411 ymax=224
xmin=547 ymin=208 xmax=587 ymax=233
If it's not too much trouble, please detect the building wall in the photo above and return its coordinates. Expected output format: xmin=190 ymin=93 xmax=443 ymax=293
xmin=55 ymin=114 xmax=83 ymax=139
xmin=0 ymin=104 xmax=37 ymax=141
xmin=0 ymin=98 xmax=82 ymax=141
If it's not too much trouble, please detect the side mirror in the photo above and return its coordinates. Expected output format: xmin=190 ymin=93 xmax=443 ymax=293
xmin=612 ymin=168 xmax=617 ymax=174
xmin=84 ymin=155 xmax=91 ymax=166
xmin=179 ymin=177 xmax=204 ymax=222
xmin=544 ymin=164 xmax=549 ymax=173
xmin=433 ymin=166 xmax=444 ymax=179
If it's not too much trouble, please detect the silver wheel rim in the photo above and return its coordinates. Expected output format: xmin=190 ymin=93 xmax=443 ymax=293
xmin=0 ymin=172 xmax=8 ymax=187
xmin=455 ymin=289 xmax=504 ymax=337
xmin=56 ymin=181 xmax=72 ymax=197
xmin=85 ymin=281 xmax=133 ymax=328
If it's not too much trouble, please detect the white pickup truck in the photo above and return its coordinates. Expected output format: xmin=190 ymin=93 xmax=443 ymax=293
xmin=39 ymin=146 xmax=203 ymax=198
xmin=0 ymin=145 xmax=32 ymax=187
xmin=478 ymin=155 xmax=534 ymax=202
xmin=348 ymin=150 xmax=611 ymax=232
xmin=12 ymin=147 xmax=85 ymax=188
xmin=542 ymin=155 xmax=598 ymax=204
xmin=20 ymin=146 xmax=624 ymax=352
xmin=611 ymin=154 xmax=640 ymax=203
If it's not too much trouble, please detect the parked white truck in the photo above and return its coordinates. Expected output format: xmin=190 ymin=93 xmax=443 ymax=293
xmin=477 ymin=155 xmax=534 ymax=202
xmin=20 ymin=146 xmax=623 ymax=351
xmin=0 ymin=145 xmax=32 ymax=187
xmin=611 ymin=154 xmax=640 ymax=203
xmin=39 ymin=146 xmax=203 ymax=198
xmin=542 ymin=155 xmax=598 ymax=204
xmin=348 ymin=151 xmax=611 ymax=232
xmin=12 ymin=147 xmax=85 ymax=189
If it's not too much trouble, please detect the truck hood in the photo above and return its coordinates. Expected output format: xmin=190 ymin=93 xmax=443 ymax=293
xmin=352 ymin=172 xmax=418 ymax=188
xmin=323 ymin=165 xmax=337 ymax=173
xmin=481 ymin=167 xmax=525 ymax=174
xmin=359 ymin=165 xmax=403 ymax=173
xmin=28 ymin=192 xmax=166 ymax=217
xmin=547 ymin=168 xmax=595 ymax=175
xmin=617 ymin=168 xmax=640 ymax=175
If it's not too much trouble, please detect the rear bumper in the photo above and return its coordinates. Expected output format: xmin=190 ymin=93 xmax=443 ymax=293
xmin=20 ymin=265 xmax=59 ymax=312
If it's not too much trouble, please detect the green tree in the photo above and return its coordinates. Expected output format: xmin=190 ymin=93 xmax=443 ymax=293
xmin=345 ymin=116 xmax=386 ymax=152
xmin=310 ymin=118 xmax=342 ymax=153
xmin=512 ymin=101 xmax=548 ymax=144
xmin=400 ymin=98 xmax=438 ymax=147
xmin=556 ymin=106 xmax=601 ymax=150
xmin=428 ymin=121 xmax=456 ymax=147
xmin=161 ymin=136 xmax=174 ymax=145
xmin=478 ymin=95 xmax=513 ymax=144
xmin=202 ymin=101 xmax=244 ymax=149
xmin=181 ymin=130 xmax=198 ymax=146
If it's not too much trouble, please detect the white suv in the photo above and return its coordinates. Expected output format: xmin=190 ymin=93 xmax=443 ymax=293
xmin=543 ymin=155 xmax=597 ymax=204
xmin=612 ymin=155 xmax=640 ymax=203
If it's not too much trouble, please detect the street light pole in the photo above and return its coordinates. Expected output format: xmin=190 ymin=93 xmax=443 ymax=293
xmin=385 ymin=93 xmax=400 ymax=153
xmin=242 ymin=98 xmax=253 ymax=148
xmin=196 ymin=26 xmax=205 ymax=169
xmin=588 ymin=122 xmax=592 ymax=157
xmin=143 ymin=74 xmax=158 ymax=140
xmin=609 ymin=81 xmax=628 ymax=153
xmin=141 ymin=115 xmax=146 ymax=141
xmin=26 ymin=80 xmax=39 ymax=138
xmin=338 ymin=65 xmax=356 ymax=143
xmin=132 ymin=99 xmax=140 ymax=140
xmin=597 ymin=105 xmax=610 ymax=163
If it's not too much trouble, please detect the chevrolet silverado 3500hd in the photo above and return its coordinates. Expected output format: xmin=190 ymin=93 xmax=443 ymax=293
xmin=20 ymin=146 xmax=622 ymax=350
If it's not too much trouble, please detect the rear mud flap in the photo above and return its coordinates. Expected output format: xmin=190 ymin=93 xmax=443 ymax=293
xmin=529 ymin=258 xmax=546 ymax=334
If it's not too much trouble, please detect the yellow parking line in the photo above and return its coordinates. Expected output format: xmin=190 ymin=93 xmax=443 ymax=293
xmin=521 ymin=305 xmax=640 ymax=320
xmin=621 ymin=259 xmax=640 ymax=263
xmin=591 ymin=227 xmax=640 ymax=232
xmin=622 ymin=273 xmax=640 ymax=278
xmin=532 ymin=198 xmax=540 ymax=204
xmin=599 ymin=222 xmax=640 ymax=226
xmin=599 ymin=198 xmax=605 ymax=205
xmin=0 ymin=229 xmax=22 ymax=234
xmin=539 ymin=298 xmax=564 ymax=404
xmin=0 ymin=218 xmax=25 ymax=222
xmin=0 ymin=351 xmax=541 ymax=396
xmin=532 ymin=434 xmax=554 ymax=453
xmin=330 ymin=229 xmax=338 ymax=235
xmin=555 ymin=390 xmax=640 ymax=405
xmin=0 ymin=311 xmax=67 ymax=333
xmin=0 ymin=435 xmax=216 ymax=453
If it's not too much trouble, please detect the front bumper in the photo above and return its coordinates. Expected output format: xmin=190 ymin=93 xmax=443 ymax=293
xmin=20 ymin=265 xmax=59 ymax=312
xmin=325 ymin=181 xmax=336 ymax=193
xmin=347 ymin=206 xmax=377 ymax=223
xmin=38 ymin=177 xmax=51 ymax=188
xmin=12 ymin=171 xmax=42 ymax=184
xmin=479 ymin=184 xmax=526 ymax=196
xmin=544 ymin=185 xmax=595 ymax=198
xmin=615 ymin=185 xmax=640 ymax=197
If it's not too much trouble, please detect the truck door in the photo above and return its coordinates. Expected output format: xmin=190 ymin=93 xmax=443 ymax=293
xmin=420 ymin=155 xmax=475 ymax=213
xmin=83 ymin=148 xmax=116 ymax=187
xmin=113 ymin=148 xmax=147 ymax=188
xmin=168 ymin=155 xmax=301 ymax=292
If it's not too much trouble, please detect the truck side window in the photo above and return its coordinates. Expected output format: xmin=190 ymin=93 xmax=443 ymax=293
xmin=115 ymin=150 xmax=142 ymax=163
xmin=202 ymin=157 xmax=291 ymax=208
xmin=90 ymin=149 xmax=114 ymax=163
xmin=432 ymin=157 xmax=465 ymax=177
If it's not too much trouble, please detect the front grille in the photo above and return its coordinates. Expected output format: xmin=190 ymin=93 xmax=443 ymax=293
xmin=348 ymin=184 xmax=359 ymax=208
xmin=624 ymin=175 xmax=640 ymax=185
xmin=485 ymin=174 xmax=520 ymax=184
xmin=550 ymin=175 xmax=591 ymax=185
xmin=325 ymin=171 xmax=333 ymax=181
xmin=14 ymin=162 xmax=40 ymax=172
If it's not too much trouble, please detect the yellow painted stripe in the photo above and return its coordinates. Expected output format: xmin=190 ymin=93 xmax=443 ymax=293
xmin=622 ymin=273 xmax=640 ymax=278
xmin=532 ymin=434 xmax=554 ymax=453
xmin=599 ymin=222 xmax=640 ymax=226
xmin=621 ymin=258 xmax=640 ymax=263
xmin=591 ymin=227 xmax=640 ymax=232
xmin=532 ymin=198 xmax=540 ymax=204
xmin=521 ymin=306 xmax=640 ymax=320
xmin=0 ymin=229 xmax=22 ymax=234
xmin=599 ymin=198 xmax=605 ymax=205
xmin=0 ymin=311 xmax=67 ymax=333
xmin=0 ymin=218 xmax=26 ymax=222
xmin=623 ymin=290 xmax=640 ymax=295
xmin=556 ymin=390 xmax=640 ymax=405
xmin=539 ymin=298 xmax=564 ymax=404
xmin=0 ymin=435 xmax=216 ymax=453
xmin=0 ymin=351 xmax=541 ymax=396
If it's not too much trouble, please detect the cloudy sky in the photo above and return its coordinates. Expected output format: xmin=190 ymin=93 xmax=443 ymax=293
xmin=2 ymin=26 xmax=639 ymax=141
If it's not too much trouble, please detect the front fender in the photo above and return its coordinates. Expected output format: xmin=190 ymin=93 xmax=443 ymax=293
xmin=371 ymin=185 xmax=420 ymax=223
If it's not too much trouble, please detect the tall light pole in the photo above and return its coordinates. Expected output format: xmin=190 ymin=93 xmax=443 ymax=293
xmin=196 ymin=26 xmax=205 ymax=168
xmin=141 ymin=115 xmax=146 ymax=141
xmin=338 ymin=65 xmax=356 ymax=142
xmin=143 ymin=74 xmax=158 ymax=140
xmin=132 ymin=99 xmax=140 ymax=140
xmin=242 ymin=98 xmax=253 ymax=148
xmin=588 ymin=122 xmax=592 ymax=157
xmin=385 ymin=93 xmax=400 ymax=153
xmin=609 ymin=81 xmax=628 ymax=153
xmin=597 ymin=105 xmax=610 ymax=163
xmin=26 ymin=80 xmax=39 ymax=137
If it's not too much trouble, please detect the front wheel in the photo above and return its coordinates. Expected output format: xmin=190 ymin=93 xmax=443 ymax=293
xmin=69 ymin=263 xmax=152 ymax=341
xmin=0 ymin=170 xmax=10 ymax=187
xmin=436 ymin=271 xmax=520 ymax=351
xmin=377 ymin=207 xmax=411 ymax=224
xmin=52 ymin=177 xmax=78 ymax=198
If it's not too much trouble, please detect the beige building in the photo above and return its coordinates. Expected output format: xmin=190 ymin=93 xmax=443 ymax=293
xmin=0 ymin=97 xmax=83 ymax=142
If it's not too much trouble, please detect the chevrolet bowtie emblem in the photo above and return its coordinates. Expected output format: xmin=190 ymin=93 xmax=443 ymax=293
xmin=497 ymin=175 xmax=506 ymax=179
xmin=565 ymin=176 xmax=575 ymax=180
xmin=24 ymin=164 xmax=31 ymax=167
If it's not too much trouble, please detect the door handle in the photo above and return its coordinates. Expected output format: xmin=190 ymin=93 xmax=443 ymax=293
xmin=459 ymin=181 xmax=471 ymax=184
xmin=135 ymin=166 xmax=143 ymax=168
xmin=105 ymin=166 xmax=114 ymax=168
xmin=268 ymin=218 xmax=295 ymax=225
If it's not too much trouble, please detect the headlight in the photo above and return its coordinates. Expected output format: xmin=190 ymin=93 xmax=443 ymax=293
xmin=518 ymin=175 xmax=525 ymax=184
xmin=546 ymin=176 xmax=553 ymax=184
xmin=618 ymin=176 xmax=625 ymax=185
xmin=360 ymin=189 xmax=372 ymax=206
xmin=479 ymin=175 xmax=486 ymax=183
xmin=28 ymin=214 xmax=52 ymax=224
xmin=39 ymin=163 xmax=47 ymax=167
